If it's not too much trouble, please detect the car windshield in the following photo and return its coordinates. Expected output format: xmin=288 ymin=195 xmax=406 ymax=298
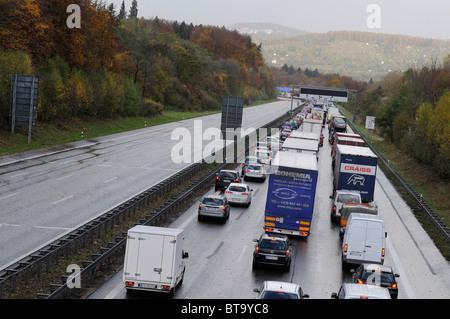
xmin=202 ymin=198 xmax=224 ymax=205
xmin=259 ymin=239 xmax=287 ymax=250
xmin=260 ymin=291 xmax=299 ymax=299
xmin=228 ymin=186 xmax=247 ymax=192
xmin=219 ymin=172 xmax=237 ymax=179
xmin=337 ymin=194 xmax=360 ymax=203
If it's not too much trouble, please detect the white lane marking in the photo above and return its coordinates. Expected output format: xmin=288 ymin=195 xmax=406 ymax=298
xmin=0 ymin=223 xmax=20 ymax=227
xmin=237 ymin=245 xmax=248 ymax=263
xmin=10 ymin=172 xmax=28 ymax=178
xmin=104 ymin=177 xmax=119 ymax=184
xmin=52 ymin=195 xmax=74 ymax=205
xmin=0 ymin=192 xmax=20 ymax=201
xmin=35 ymin=225 xmax=72 ymax=231
xmin=57 ymin=174 xmax=73 ymax=181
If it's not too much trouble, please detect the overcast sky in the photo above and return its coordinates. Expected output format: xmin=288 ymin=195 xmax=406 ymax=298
xmin=110 ymin=0 xmax=450 ymax=40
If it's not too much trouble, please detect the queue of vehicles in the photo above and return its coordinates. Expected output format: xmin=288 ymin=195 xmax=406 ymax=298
xmin=121 ymin=101 xmax=400 ymax=299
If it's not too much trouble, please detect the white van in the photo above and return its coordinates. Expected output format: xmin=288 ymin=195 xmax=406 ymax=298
xmin=341 ymin=213 xmax=386 ymax=265
xmin=123 ymin=225 xmax=189 ymax=294
xmin=331 ymin=283 xmax=391 ymax=299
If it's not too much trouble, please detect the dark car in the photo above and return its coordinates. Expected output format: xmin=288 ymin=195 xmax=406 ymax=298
xmin=252 ymin=233 xmax=292 ymax=271
xmin=331 ymin=117 xmax=347 ymax=133
xmin=351 ymin=263 xmax=400 ymax=299
xmin=198 ymin=194 xmax=230 ymax=222
xmin=279 ymin=128 xmax=292 ymax=141
xmin=215 ymin=170 xmax=240 ymax=191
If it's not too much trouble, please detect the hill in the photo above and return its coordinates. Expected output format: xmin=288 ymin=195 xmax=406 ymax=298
xmin=251 ymin=29 xmax=450 ymax=81
xmin=229 ymin=23 xmax=307 ymax=40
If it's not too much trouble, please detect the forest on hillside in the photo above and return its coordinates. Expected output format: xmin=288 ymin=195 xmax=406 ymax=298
xmin=0 ymin=0 xmax=276 ymax=129
xmin=260 ymin=30 xmax=450 ymax=81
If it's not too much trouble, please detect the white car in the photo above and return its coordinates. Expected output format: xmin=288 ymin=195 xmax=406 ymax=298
xmin=224 ymin=183 xmax=252 ymax=207
xmin=253 ymin=281 xmax=309 ymax=299
xmin=243 ymin=164 xmax=266 ymax=181
xmin=253 ymin=149 xmax=272 ymax=165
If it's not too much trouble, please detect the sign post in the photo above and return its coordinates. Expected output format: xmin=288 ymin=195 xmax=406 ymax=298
xmin=10 ymin=75 xmax=39 ymax=144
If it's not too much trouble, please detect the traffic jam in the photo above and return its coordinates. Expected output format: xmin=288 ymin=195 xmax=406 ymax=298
xmin=121 ymin=101 xmax=400 ymax=299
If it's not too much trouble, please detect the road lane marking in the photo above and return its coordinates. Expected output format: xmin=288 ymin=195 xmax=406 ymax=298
xmin=104 ymin=177 xmax=119 ymax=184
xmin=0 ymin=192 xmax=20 ymax=201
xmin=35 ymin=225 xmax=72 ymax=231
xmin=52 ymin=195 xmax=74 ymax=205
xmin=237 ymin=245 xmax=247 ymax=263
xmin=10 ymin=172 xmax=28 ymax=178
xmin=57 ymin=174 xmax=73 ymax=181
xmin=0 ymin=223 xmax=20 ymax=227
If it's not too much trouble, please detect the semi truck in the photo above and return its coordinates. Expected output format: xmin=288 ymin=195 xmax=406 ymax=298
xmin=123 ymin=225 xmax=189 ymax=294
xmin=333 ymin=144 xmax=378 ymax=203
xmin=264 ymin=151 xmax=318 ymax=237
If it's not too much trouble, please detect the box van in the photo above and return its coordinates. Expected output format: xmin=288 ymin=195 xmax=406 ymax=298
xmin=341 ymin=213 xmax=386 ymax=265
xmin=123 ymin=225 xmax=189 ymax=294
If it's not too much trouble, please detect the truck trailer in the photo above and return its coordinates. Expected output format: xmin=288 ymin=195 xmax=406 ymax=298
xmin=264 ymin=151 xmax=318 ymax=237
xmin=333 ymin=144 xmax=378 ymax=203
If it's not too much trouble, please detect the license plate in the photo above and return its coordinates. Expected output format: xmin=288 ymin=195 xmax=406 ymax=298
xmin=265 ymin=256 xmax=278 ymax=260
xmin=224 ymin=179 xmax=231 ymax=182
xmin=350 ymin=251 xmax=362 ymax=256
xmin=139 ymin=283 xmax=156 ymax=288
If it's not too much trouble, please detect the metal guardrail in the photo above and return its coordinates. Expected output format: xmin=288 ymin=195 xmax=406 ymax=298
xmin=343 ymin=113 xmax=450 ymax=242
xmin=0 ymin=106 xmax=299 ymax=299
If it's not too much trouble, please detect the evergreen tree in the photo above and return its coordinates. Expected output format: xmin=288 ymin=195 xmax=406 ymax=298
xmin=118 ymin=1 xmax=126 ymax=20
xmin=129 ymin=0 xmax=138 ymax=19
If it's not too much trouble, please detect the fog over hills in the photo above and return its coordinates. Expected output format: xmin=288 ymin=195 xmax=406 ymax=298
xmin=231 ymin=23 xmax=450 ymax=81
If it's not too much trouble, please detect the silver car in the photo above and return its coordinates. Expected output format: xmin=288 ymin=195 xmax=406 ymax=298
xmin=198 ymin=195 xmax=230 ymax=222
xmin=244 ymin=164 xmax=266 ymax=181
xmin=224 ymin=183 xmax=252 ymax=207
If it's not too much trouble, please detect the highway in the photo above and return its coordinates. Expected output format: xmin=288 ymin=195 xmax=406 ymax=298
xmin=0 ymin=100 xmax=295 ymax=270
xmin=89 ymin=117 xmax=450 ymax=299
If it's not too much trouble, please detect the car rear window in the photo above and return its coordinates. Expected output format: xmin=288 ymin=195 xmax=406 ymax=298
xmin=202 ymin=198 xmax=224 ymax=205
xmin=248 ymin=165 xmax=262 ymax=170
xmin=337 ymin=194 xmax=360 ymax=203
xmin=361 ymin=271 xmax=395 ymax=283
xmin=219 ymin=172 xmax=237 ymax=179
xmin=259 ymin=239 xmax=287 ymax=250
xmin=228 ymin=186 xmax=246 ymax=192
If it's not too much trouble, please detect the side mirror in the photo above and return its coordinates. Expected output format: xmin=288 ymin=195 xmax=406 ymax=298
xmin=385 ymin=232 xmax=388 ymax=238
xmin=252 ymin=239 xmax=259 ymax=243
xmin=253 ymin=288 xmax=260 ymax=293
xmin=302 ymin=294 xmax=310 ymax=299
xmin=331 ymin=292 xmax=338 ymax=299
xmin=183 ymin=252 xmax=189 ymax=259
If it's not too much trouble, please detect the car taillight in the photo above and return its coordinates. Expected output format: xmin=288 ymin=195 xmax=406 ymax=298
xmin=286 ymin=250 xmax=290 ymax=257
xmin=216 ymin=176 xmax=220 ymax=180
xmin=357 ymin=280 xmax=366 ymax=284
xmin=234 ymin=178 xmax=239 ymax=182
xmin=245 ymin=169 xmax=249 ymax=172
xmin=344 ymin=244 xmax=348 ymax=253
xmin=333 ymin=205 xmax=336 ymax=211
xmin=223 ymin=206 xmax=226 ymax=211
xmin=125 ymin=281 xmax=134 ymax=287
xmin=255 ymin=247 xmax=259 ymax=254
xmin=259 ymin=171 xmax=264 ymax=173
xmin=242 ymin=193 xmax=248 ymax=195
xmin=390 ymin=284 xmax=397 ymax=289
xmin=226 ymin=191 xmax=232 ymax=194
xmin=162 ymin=285 xmax=171 ymax=291
xmin=381 ymin=248 xmax=385 ymax=257
xmin=199 ymin=204 xmax=202 ymax=209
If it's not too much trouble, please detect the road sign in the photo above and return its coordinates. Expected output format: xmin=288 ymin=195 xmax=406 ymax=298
xmin=299 ymin=86 xmax=349 ymax=102
xmin=365 ymin=116 xmax=376 ymax=130
xmin=10 ymin=75 xmax=39 ymax=143
xmin=220 ymin=96 xmax=243 ymax=140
